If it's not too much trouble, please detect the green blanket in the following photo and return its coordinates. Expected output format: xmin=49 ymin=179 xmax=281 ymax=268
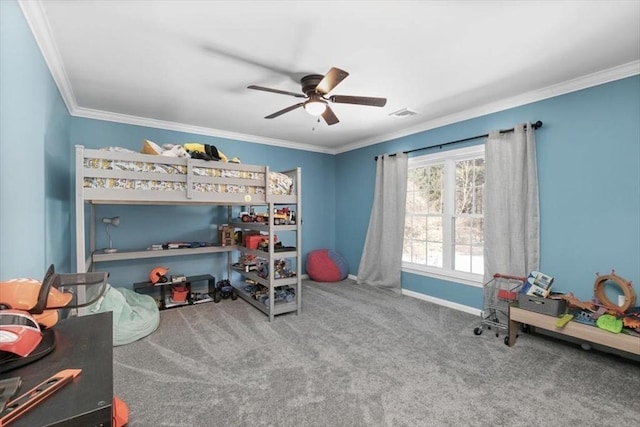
xmin=89 ymin=285 xmax=160 ymax=346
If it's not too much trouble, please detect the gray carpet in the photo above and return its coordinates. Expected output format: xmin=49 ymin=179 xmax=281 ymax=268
xmin=113 ymin=279 xmax=640 ymax=426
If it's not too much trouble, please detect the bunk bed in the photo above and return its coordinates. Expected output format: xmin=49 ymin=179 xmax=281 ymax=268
xmin=74 ymin=145 xmax=302 ymax=320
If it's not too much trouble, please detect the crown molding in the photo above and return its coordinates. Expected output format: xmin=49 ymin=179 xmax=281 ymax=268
xmin=73 ymin=107 xmax=335 ymax=154
xmin=336 ymin=61 xmax=640 ymax=154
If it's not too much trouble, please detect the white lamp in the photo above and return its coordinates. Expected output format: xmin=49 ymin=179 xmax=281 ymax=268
xmin=102 ymin=216 xmax=120 ymax=253
xmin=304 ymin=98 xmax=327 ymax=116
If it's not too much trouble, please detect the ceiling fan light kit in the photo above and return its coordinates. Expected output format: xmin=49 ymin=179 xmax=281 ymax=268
xmin=248 ymin=67 xmax=387 ymax=125
xmin=304 ymin=99 xmax=327 ymax=116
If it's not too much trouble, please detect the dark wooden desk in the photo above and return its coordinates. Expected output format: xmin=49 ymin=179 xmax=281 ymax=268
xmin=1 ymin=312 xmax=113 ymax=426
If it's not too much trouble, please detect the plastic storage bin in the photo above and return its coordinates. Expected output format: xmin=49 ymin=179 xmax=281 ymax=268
xmin=518 ymin=293 xmax=566 ymax=316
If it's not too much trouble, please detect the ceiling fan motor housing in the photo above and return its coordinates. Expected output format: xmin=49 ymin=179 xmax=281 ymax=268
xmin=300 ymin=74 xmax=325 ymax=95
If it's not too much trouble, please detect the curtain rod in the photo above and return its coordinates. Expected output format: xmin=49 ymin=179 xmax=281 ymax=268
xmin=374 ymin=120 xmax=543 ymax=161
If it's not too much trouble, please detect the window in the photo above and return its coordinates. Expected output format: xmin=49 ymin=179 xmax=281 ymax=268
xmin=402 ymin=145 xmax=485 ymax=286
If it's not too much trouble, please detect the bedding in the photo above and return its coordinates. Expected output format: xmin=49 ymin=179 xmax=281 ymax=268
xmin=82 ymin=147 xmax=294 ymax=196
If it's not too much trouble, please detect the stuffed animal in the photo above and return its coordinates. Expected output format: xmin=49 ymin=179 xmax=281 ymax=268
xmin=140 ymin=140 xmax=189 ymax=158
xmin=161 ymin=144 xmax=189 ymax=158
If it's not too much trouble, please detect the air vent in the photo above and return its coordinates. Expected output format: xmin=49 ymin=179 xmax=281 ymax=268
xmin=389 ymin=108 xmax=419 ymax=118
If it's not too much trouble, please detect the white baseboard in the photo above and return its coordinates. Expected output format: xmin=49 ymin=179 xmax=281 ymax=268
xmin=401 ymin=288 xmax=482 ymax=316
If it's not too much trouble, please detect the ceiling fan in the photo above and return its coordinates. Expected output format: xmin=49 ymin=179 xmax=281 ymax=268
xmin=247 ymin=67 xmax=387 ymax=125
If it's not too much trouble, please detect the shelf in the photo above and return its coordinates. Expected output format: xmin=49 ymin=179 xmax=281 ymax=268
xmin=133 ymin=274 xmax=215 ymax=292
xmin=233 ymin=221 xmax=297 ymax=232
xmin=133 ymin=274 xmax=216 ymax=310
xmin=237 ymin=246 xmax=297 ymax=260
xmin=93 ymin=245 xmax=238 ymax=262
xmin=232 ymin=283 xmax=298 ymax=316
xmin=231 ymin=267 xmax=298 ymax=288
xmin=192 ymin=295 xmax=214 ymax=304
xmin=163 ymin=295 xmax=191 ymax=309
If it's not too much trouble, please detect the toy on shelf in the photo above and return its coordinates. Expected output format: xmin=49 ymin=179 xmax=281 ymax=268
xmin=559 ymin=270 xmax=639 ymax=334
xmin=256 ymin=259 xmax=296 ymax=280
xmin=243 ymin=283 xmax=296 ymax=306
xmin=218 ymin=225 xmax=235 ymax=247
xmin=239 ymin=207 xmax=296 ymax=225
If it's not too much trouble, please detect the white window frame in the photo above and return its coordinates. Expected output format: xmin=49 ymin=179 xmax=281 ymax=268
xmin=402 ymin=144 xmax=485 ymax=288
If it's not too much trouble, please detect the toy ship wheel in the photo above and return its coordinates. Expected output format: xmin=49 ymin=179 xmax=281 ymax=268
xmin=593 ymin=271 xmax=636 ymax=312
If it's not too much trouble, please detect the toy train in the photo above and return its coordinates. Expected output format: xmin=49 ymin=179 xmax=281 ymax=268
xmin=239 ymin=207 xmax=296 ymax=225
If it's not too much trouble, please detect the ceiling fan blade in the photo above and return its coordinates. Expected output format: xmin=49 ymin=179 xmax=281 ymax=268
xmin=321 ymin=105 xmax=340 ymax=126
xmin=265 ymin=103 xmax=304 ymax=119
xmin=201 ymin=43 xmax=300 ymax=83
xmin=248 ymin=85 xmax=306 ymax=98
xmin=315 ymin=67 xmax=349 ymax=95
xmin=329 ymin=95 xmax=387 ymax=107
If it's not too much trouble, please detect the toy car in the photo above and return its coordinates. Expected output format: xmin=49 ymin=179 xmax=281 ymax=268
xmin=215 ymin=279 xmax=237 ymax=301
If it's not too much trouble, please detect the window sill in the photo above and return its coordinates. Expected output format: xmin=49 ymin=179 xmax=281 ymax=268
xmin=402 ymin=264 xmax=483 ymax=288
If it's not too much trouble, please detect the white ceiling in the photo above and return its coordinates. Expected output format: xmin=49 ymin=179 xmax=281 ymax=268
xmin=20 ymin=1 xmax=640 ymax=154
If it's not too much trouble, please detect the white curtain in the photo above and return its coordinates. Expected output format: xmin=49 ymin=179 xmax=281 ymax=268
xmin=357 ymin=152 xmax=408 ymax=290
xmin=484 ymin=123 xmax=539 ymax=282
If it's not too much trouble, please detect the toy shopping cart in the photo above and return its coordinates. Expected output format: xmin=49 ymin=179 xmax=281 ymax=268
xmin=473 ymin=273 xmax=525 ymax=342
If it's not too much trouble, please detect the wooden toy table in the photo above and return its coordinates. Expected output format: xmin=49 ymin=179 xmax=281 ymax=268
xmin=507 ymin=306 xmax=640 ymax=356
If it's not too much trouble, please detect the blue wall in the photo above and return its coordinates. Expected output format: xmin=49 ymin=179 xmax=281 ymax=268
xmin=337 ymin=76 xmax=640 ymax=308
xmin=70 ymin=118 xmax=335 ymax=286
xmin=0 ymin=1 xmax=71 ymax=279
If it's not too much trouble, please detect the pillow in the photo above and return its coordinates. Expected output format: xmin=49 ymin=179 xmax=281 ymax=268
xmin=141 ymin=139 xmax=162 ymax=155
